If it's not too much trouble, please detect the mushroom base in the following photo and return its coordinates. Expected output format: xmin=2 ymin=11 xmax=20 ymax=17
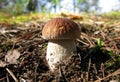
xmin=46 ymin=40 xmax=76 ymax=71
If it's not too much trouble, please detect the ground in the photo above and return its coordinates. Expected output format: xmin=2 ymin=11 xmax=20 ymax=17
xmin=0 ymin=13 xmax=120 ymax=82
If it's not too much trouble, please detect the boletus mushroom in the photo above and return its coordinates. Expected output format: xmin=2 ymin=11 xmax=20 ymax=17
xmin=42 ymin=18 xmax=81 ymax=71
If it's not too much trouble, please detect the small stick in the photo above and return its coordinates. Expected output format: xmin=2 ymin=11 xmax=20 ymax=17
xmin=93 ymin=64 xmax=98 ymax=75
xmin=34 ymin=62 xmax=38 ymax=82
xmin=87 ymin=58 xmax=91 ymax=81
xmin=6 ymin=73 xmax=10 ymax=82
xmin=77 ymin=39 xmax=89 ymax=46
xmin=95 ymin=69 xmax=120 ymax=82
xmin=113 ymin=37 xmax=120 ymax=40
xmin=101 ymin=63 xmax=105 ymax=78
xmin=58 ymin=64 xmax=68 ymax=82
xmin=6 ymin=68 xmax=18 ymax=82
xmin=0 ymin=77 xmax=6 ymax=81
xmin=81 ymin=32 xmax=95 ymax=47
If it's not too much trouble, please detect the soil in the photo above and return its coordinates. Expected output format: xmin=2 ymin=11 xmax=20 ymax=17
xmin=0 ymin=16 xmax=120 ymax=82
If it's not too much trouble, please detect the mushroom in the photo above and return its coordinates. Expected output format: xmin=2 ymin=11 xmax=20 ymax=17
xmin=42 ymin=18 xmax=81 ymax=71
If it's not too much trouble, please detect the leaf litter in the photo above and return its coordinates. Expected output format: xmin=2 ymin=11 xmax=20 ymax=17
xmin=0 ymin=15 xmax=120 ymax=82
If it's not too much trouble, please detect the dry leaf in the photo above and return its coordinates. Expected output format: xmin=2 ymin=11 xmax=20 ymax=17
xmin=5 ymin=49 xmax=20 ymax=64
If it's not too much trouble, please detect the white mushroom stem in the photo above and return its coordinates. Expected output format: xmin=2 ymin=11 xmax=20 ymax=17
xmin=46 ymin=40 xmax=76 ymax=71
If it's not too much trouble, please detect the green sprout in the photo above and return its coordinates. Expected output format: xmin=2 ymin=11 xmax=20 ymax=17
xmin=97 ymin=38 xmax=103 ymax=48
xmin=95 ymin=38 xmax=103 ymax=51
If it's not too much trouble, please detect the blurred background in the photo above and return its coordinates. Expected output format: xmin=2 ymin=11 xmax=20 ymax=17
xmin=0 ymin=0 xmax=120 ymax=15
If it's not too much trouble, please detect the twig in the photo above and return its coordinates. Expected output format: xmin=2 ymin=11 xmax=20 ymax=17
xmin=100 ymin=30 xmax=106 ymax=40
xmin=0 ymin=77 xmax=6 ymax=81
xmin=6 ymin=73 xmax=10 ymax=82
xmin=77 ymin=39 xmax=89 ymax=46
xmin=34 ymin=62 xmax=39 ymax=82
xmin=95 ymin=69 xmax=120 ymax=82
xmin=77 ymin=53 xmax=81 ymax=62
xmin=93 ymin=64 xmax=98 ymax=75
xmin=87 ymin=58 xmax=91 ymax=81
xmin=100 ymin=63 xmax=105 ymax=78
xmin=113 ymin=37 xmax=120 ymax=40
xmin=59 ymin=64 xmax=68 ymax=82
xmin=6 ymin=68 xmax=18 ymax=82
xmin=81 ymin=32 xmax=95 ymax=47
xmin=83 ymin=49 xmax=93 ymax=59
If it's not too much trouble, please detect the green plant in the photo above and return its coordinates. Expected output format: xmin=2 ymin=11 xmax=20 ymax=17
xmin=105 ymin=50 xmax=120 ymax=69
xmin=97 ymin=38 xmax=103 ymax=48
xmin=94 ymin=38 xmax=103 ymax=51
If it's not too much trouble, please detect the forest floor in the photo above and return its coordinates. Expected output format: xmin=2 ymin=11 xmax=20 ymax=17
xmin=0 ymin=12 xmax=120 ymax=82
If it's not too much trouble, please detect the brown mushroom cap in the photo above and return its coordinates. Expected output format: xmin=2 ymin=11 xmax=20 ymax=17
xmin=42 ymin=18 xmax=81 ymax=40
